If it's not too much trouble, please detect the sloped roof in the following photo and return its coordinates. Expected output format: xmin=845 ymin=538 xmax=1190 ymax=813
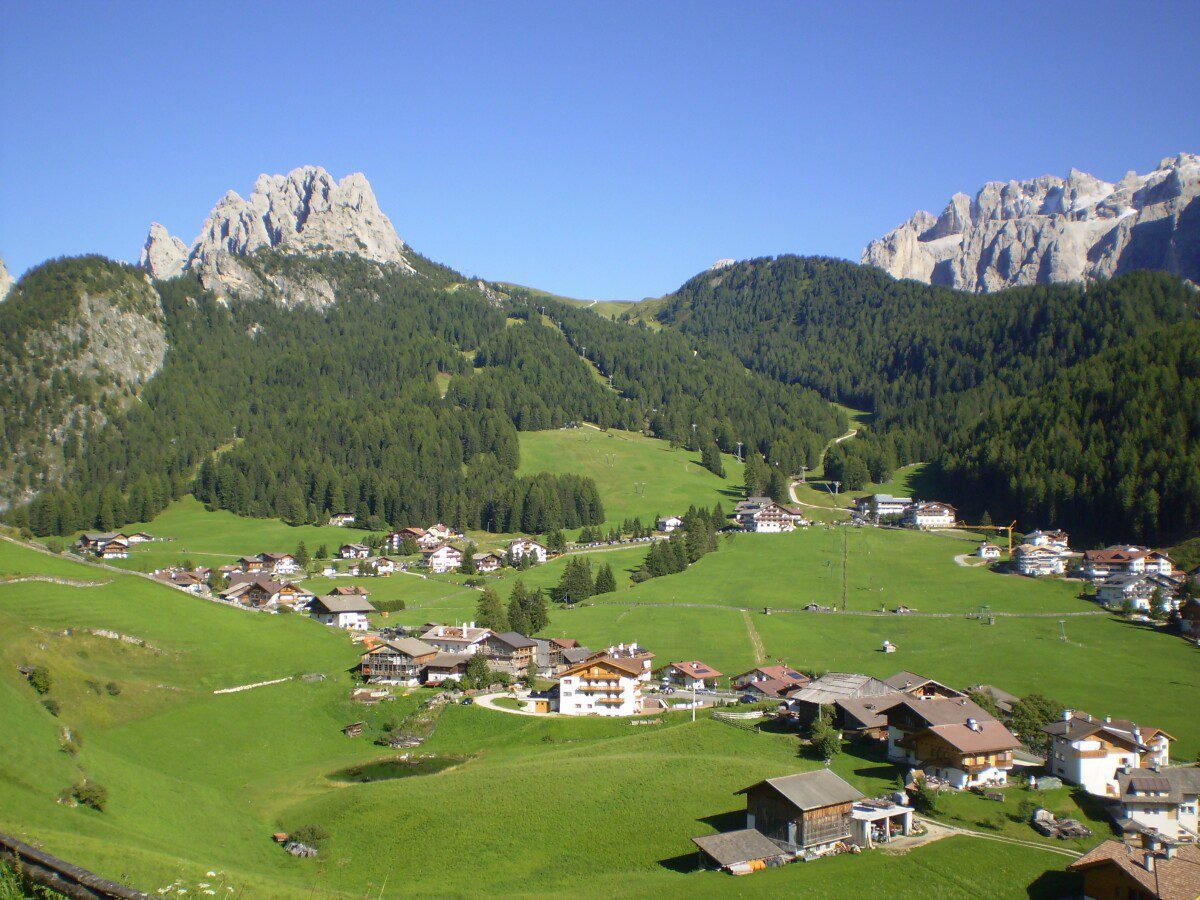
xmin=312 ymin=595 xmax=376 ymax=614
xmin=836 ymin=693 xmax=906 ymax=729
xmin=670 ymin=661 xmax=723 ymax=678
xmin=691 ymin=829 xmax=786 ymax=868
xmin=491 ymin=631 xmax=536 ymax=650
xmin=1117 ymin=766 xmax=1200 ymax=804
xmin=1069 ymin=840 xmax=1200 ymax=900
xmin=789 ymin=672 xmax=893 ymax=705
xmin=925 ymin=720 xmax=1020 ymax=754
xmin=370 ymin=637 xmax=437 ymax=659
xmin=562 ymin=655 xmax=643 ymax=678
xmin=737 ymin=769 xmax=864 ymax=812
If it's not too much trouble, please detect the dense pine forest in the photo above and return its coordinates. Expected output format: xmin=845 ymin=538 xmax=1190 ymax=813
xmin=2 ymin=253 xmax=846 ymax=536
xmin=650 ymin=256 xmax=1199 ymax=543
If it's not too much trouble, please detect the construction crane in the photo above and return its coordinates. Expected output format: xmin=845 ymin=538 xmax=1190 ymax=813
xmin=959 ymin=520 xmax=1018 ymax=555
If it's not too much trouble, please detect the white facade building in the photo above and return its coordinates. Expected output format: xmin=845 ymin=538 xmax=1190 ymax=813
xmin=424 ymin=544 xmax=462 ymax=574
xmin=1043 ymin=710 xmax=1173 ymax=798
xmin=558 ymin=655 xmax=644 ymax=716
xmin=657 ymin=515 xmax=684 ymax=533
xmin=902 ymin=502 xmax=957 ymax=530
xmin=508 ymin=538 xmax=549 ymax=564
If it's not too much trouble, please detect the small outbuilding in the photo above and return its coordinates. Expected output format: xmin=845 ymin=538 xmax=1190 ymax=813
xmin=690 ymin=828 xmax=789 ymax=875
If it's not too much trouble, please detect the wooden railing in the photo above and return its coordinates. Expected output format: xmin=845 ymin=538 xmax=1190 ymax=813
xmin=0 ymin=831 xmax=147 ymax=898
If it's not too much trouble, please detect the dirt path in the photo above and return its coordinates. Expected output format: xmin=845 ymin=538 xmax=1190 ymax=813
xmin=474 ymin=691 xmax=554 ymax=716
xmin=596 ymin=599 xmax=1105 ymax=620
xmin=740 ymin=609 xmax=765 ymax=663
xmin=919 ymin=818 xmax=1084 ymax=859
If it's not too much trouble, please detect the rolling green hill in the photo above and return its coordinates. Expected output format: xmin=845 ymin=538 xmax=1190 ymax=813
xmin=2 ymin=537 xmax=1096 ymax=897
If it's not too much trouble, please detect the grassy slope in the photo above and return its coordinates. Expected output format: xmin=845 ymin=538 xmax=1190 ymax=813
xmin=517 ymin=427 xmax=744 ymax=531
xmin=0 ymin=538 xmax=1085 ymax=898
xmin=99 ymin=495 xmax=376 ymax=573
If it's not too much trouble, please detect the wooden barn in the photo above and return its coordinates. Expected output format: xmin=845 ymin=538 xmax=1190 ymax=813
xmin=735 ymin=770 xmax=864 ymax=856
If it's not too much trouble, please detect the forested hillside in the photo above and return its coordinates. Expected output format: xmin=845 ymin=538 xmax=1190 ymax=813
xmin=649 ymin=256 xmax=1199 ymax=542
xmin=943 ymin=322 xmax=1200 ymax=542
xmin=0 ymin=257 xmax=168 ymax=511
xmin=4 ymin=253 xmax=846 ymax=536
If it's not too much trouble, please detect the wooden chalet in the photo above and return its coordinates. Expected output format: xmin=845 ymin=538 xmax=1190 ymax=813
xmin=736 ymin=770 xmax=865 ymax=855
xmin=483 ymin=631 xmax=537 ymax=674
xmin=360 ymin=638 xmax=438 ymax=685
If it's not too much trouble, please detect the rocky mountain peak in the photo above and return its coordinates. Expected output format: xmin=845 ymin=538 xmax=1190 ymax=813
xmin=863 ymin=153 xmax=1199 ymax=291
xmin=0 ymin=255 xmax=13 ymax=302
xmin=138 ymin=166 xmax=412 ymax=304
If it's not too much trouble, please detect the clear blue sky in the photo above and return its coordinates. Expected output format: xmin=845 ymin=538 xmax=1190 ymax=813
xmin=2 ymin=1 xmax=1197 ymax=299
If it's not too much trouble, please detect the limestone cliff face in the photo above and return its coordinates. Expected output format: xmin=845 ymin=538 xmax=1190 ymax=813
xmin=863 ymin=154 xmax=1200 ymax=292
xmin=0 ymin=255 xmax=14 ymax=302
xmin=0 ymin=260 xmax=167 ymax=509
xmin=139 ymin=166 xmax=413 ymax=306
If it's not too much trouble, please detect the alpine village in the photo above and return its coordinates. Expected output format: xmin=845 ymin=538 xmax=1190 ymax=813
xmin=2 ymin=8 xmax=1200 ymax=899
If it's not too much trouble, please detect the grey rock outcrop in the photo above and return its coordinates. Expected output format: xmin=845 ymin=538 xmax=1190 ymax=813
xmin=0 ymin=256 xmax=13 ymax=302
xmin=139 ymin=223 xmax=188 ymax=280
xmin=863 ymin=154 xmax=1200 ymax=292
xmin=138 ymin=166 xmax=413 ymax=305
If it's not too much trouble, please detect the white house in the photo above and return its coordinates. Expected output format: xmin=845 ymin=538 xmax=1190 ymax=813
xmin=125 ymin=531 xmax=154 ymax=544
xmin=1025 ymin=529 xmax=1070 ymax=550
xmin=1082 ymin=546 xmax=1175 ymax=582
xmin=508 ymin=538 xmax=549 ymax=564
xmin=424 ymin=544 xmax=462 ymax=574
xmin=977 ymin=543 xmax=1002 ymax=559
xmin=589 ymin=642 xmax=655 ymax=682
xmin=902 ymin=501 xmax=956 ymax=530
xmin=657 ymin=515 xmax=684 ymax=533
xmin=327 ymin=513 xmax=356 ymax=527
xmin=660 ymin=660 xmax=723 ymax=691
xmin=1013 ymin=543 xmax=1067 ymax=577
xmin=733 ymin=497 xmax=808 ymax=533
xmin=558 ymin=654 xmax=644 ymax=716
xmin=1095 ymin=574 xmax=1178 ymax=613
xmin=420 ymin=622 xmax=491 ymax=655
xmin=259 ymin=552 xmax=299 ymax=576
xmin=338 ymin=543 xmax=371 ymax=559
xmin=1042 ymin=710 xmax=1173 ymax=798
xmin=1114 ymin=766 xmax=1200 ymax=842
xmin=309 ymin=592 xmax=375 ymax=630
xmin=425 ymin=523 xmax=456 ymax=542
xmin=854 ymin=494 xmax=912 ymax=521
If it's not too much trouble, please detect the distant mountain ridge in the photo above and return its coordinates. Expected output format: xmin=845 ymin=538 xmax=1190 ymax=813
xmin=139 ymin=166 xmax=413 ymax=306
xmin=862 ymin=153 xmax=1200 ymax=292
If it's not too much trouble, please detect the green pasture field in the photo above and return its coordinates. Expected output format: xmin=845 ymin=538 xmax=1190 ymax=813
xmin=517 ymin=426 xmax=744 ymax=531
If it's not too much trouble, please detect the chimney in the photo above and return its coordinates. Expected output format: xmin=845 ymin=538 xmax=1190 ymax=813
xmin=1164 ymin=843 xmax=1177 ymax=860
xmin=967 ymin=717 xmax=981 ymax=732
xmin=1143 ymin=853 xmax=1155 ymax=872
xmin=1104 ymin=715 xmax=1111 ymax=723
xmin=1062 ymin=709 xmax=1073 ymax=722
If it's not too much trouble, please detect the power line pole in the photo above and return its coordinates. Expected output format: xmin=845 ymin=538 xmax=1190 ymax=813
xmin=735 ymin=442 xmax=743 ymax=464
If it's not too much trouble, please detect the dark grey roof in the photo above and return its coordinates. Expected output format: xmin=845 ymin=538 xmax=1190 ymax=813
xmin=561 ymin=647 xmax=592 ymax=665
xmin=691 ymin=829 xmax=785 ymax=868
xmin=491 ymin=631 xmax=536 ymax=650
xmin=312 ymin=595 xmax=376 ymax=614
xmin=375 ymin=637 xmax=437 ymax=658
xmin=1117 ymin=767 xmax=1200 ymax=804
xmin=737 ymin=769 xmax=864 ymax=811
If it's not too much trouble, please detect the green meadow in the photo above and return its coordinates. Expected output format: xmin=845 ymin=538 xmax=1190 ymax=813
xmin=0 ymin=537 xmax=1087 ymax=897
xmin=3 ymin=426 xmax=1197 ymax=896
xmin=517 ymin=426 xmax=744 ymax=530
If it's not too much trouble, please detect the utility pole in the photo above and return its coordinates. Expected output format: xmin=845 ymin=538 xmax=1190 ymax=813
xmin=691 ymin=423 xmax=697 ymax=449
xmin=800 ymin=465 xmax=809 ymax=484
xmin=833 ymin=481 xmax=841 ymax=495
xmin=735 ymin=442 xmax=743 ymax=464
xmin=1058 ymin=619 xmax=1068 ymax=642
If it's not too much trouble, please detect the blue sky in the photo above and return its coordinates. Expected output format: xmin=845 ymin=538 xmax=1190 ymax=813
xmin=2 ymin=1 xmax=1197 ymax=299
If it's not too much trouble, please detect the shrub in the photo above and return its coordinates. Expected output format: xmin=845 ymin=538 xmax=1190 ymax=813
xmin=85 ymin=679 xmax=102 ymax=694
xmin=289 ymin=824 xmax=329 ymax=847
xmin=42 ymin=699 xmax=60 ymax=717
xmin=72 ymin=781 xmax=107 ymax=812
xmin=912 ymin=777 xmax=939 ymax=814
xmin=27 ymin=665 xmax=51 ymax=694
xmin=46 ymin=538 xmax=65 ymax=554
xmin=104 ymin=681 xmax=121 ymax=696
xmin=1015 ymin=797 xmax=1038 ymax=823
